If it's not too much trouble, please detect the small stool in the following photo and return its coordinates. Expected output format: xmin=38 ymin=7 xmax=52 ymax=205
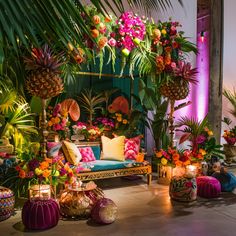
xmin=22 ymin=199 xmax=60 ymax=230
xmin=91 ymin=198 xmax=118 ymax=224
xmin=0 ymin=186 xmax=15 ymax=221
xmin=197 ymin=176 xmax=221 ymax=198
xmin=169 ymin=176 xmax=197 ymax=202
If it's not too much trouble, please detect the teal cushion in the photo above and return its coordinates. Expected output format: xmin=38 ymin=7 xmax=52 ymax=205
xmin=90 ymin=145 xmax=101 ymax=160
xmin=86 ymin=160 xmax=134 ymax=171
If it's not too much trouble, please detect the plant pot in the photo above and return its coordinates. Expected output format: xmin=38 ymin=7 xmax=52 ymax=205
xmin=223 ymin=144 xmax=236 ymax=164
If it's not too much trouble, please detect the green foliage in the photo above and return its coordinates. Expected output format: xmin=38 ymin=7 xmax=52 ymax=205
xmin=77 ymin=89 xmax=105 ymax=126
xmin=0 ymin=80 xmax=37 ymax=149
xmin=223 ymin=87 xmax=236 ymax=118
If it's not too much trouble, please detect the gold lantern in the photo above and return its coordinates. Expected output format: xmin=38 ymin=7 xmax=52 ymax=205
xmin=29 ymin=185 xmax=51 ymax=201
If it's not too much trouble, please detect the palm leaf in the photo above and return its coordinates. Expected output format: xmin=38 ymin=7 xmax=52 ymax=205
xmin=223 ymin=87 xmax=236 ymax=118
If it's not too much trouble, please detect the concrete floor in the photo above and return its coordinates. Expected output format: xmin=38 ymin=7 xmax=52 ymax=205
xmin=1 ymin=176 xmax=236 ymax=236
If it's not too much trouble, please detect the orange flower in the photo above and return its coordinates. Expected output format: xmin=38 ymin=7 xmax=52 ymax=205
xmin=105 ymin=15 xmax=112 ymax=22
xmin=47 ymin=121 xmax=53 ymax=127
xmin=39 ymin=161 xmax=49 ymax=170
xmin=164 ymin=46 xmax=172 ymax=53
xmin=45 ymin=157 xmax=52 ymax=164
xmin=19 ymin=170 xmax=26 ymax=178
xmin=42 ymin=169 xmax=51 ymax=178
xmin=93 ymin=15 xmax=101 ymax=25
xmin=91 ymin=29 xmax=99 ymax=38
xmin=155 ymin=151 xmax=162 ymax=158
xmin=98 ymin=37 xmax=108 ymax=49
xmin=173 ymin=153 xmax=180 ymax=161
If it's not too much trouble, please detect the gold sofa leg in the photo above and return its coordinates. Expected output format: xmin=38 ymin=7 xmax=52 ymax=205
xmin=147 ymin=173 xmax=152 ymax=185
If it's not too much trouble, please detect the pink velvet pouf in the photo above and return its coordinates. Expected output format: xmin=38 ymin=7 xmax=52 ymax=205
xmin=22 ymin=199 xmax=60 ymax=230
xmin=197 ymin=176 xmax=221 ymax=198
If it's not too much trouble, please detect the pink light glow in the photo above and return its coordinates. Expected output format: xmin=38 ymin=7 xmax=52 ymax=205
xmin=194 ymin=31 xmax=209 ymax=120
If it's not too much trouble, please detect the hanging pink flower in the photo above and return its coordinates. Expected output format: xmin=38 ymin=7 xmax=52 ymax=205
xmin=108 ymin=38 xmax=117 ymax=47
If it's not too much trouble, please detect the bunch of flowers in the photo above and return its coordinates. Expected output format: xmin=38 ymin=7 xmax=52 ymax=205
xmin=151 ymin=20 xmax=182 ymax=74
xmin=109 ymin=112 xmax=129 ymax=134
xmin=223 ymin=126 xmax=236 ymax=145
xmin=72 ymin=121 xmax=102 ymax=141
xmin=47 ymin=104 xmax=70 ymax=139
xmin=15 ymin=152 xmax=83 ymax=186
xmin=114 ymin=12 xmax=146 ymax=56
xmin=93 ymin=117 xmax=115 ymax=130
xmin=81 ymin=6 xmax=115 ymax=51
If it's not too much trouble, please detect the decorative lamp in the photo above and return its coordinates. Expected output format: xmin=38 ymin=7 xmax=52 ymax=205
xmin=200 ymin=31 xmax=205 ymax=43
xmin=29 ymin=184 xmax=51 ymax=201
xmin=185 ymin=165 xmax=197 ymax=178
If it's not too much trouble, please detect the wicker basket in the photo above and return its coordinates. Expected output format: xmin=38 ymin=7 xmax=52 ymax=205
xmin=157 ymin=164 xmax=173 ymax=185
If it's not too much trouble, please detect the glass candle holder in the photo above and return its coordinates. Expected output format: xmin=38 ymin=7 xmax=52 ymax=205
xmin=29 ymin=184 xmax=51 ymax=201
xmin=185 ymin=165 xmax=197 ymax=178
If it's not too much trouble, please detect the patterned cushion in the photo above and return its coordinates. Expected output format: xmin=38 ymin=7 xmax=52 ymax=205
xmin=124 ymin=136 xmax=141 ymax=160
xmin=61 ymin=141 xmax=82 ymax=165
xmin=101 ymin=136 xmax=125 ymax=161
xmin=79 ymin=147 xmax=96 ymax=162
xmin=47 ymin=142 xmax=62 ymax=158
xmin=197 ymin=176 xmax=221 ymax=198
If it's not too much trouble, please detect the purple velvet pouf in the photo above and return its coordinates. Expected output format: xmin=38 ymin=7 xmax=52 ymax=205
xmin=22 ymin=199 xmax=60 ymax=230
xmin=91 ymin=198 xmax=118 ymax=224
xmin=197 ymin=176 xmax=221 ymax=198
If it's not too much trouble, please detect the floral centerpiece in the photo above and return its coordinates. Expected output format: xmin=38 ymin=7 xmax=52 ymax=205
xmin=222 ymin=117 xmax=236 ymax=145
xmin=72 ymin=122 xmax=102 ymax=141
xmin=109 ymin=112 xmax=129 ymax=136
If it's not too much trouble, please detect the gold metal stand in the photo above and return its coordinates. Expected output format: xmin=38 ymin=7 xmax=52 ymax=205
xmin=41 ymin=99 xmax=48 ymax=158
xmin=169 ymin=99 xmax=175 ymax=148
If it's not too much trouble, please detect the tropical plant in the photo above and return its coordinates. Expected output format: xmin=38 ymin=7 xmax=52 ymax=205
xmin=0 ymin=80 xmax=37 ymax=150
xmin=77 ymin=89 xmax=105 ymax=126
xmin=223 ymin=87 xmax=236 ymax=118
xmin=176 ymin=115 xmax=224 ymax=161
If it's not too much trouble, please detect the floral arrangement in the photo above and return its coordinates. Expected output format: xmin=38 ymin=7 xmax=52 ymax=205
xmin=222 ymin=117 xmax=236 ymax=145
xmin=47 ymin=104 xmax=70 ymax=140
xmin=81 ymin=6 xmax=115 ymax=51
xmin=15 ymin=151 xmax=83 ymax=186
xmin=72 ymin=122 xmax=102 ymax=141
xmin=114 ymin=12 xmax=146 ymax=56
xmin=155 ymin=147 xmax=191 ymax=167
xmin=109 ymin=112 xmax=129 ymax=135
xmin=93 ymin=117 xmax=115 ymax=130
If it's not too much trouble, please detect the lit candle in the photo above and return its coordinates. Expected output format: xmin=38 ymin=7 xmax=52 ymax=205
xmin=185 ymin=165 xmax=197 ymax=178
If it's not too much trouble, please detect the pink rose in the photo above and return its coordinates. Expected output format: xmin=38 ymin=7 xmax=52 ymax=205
xmin=108 ymin=38 xmax=117 ymax=47
xmin=171 ymin=62 xmax=176 ymax=69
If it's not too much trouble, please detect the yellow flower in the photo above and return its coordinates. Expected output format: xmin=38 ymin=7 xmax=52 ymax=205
xmin=117 ymin=116 xmax=122 ymax=122
xmin=161 ymin=157 xmax=168 ymax=166
xmin=199 ymin=149 xmax=207 ymax=156
xmin=155 ymin=151 xmax=162 ymax=158
xmin=208 ymin=130 xmax=213 ymax=136
xmin=35 ymin=168 xmax=43 ymax=176
xmin=123 ymin=119 xmax=128 ymax=124
xmin=161 ymin=29 xmax=167 ymax=35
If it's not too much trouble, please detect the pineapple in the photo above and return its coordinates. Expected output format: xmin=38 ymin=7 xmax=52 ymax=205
xmin=160 ymin=79 xmax=189 ymax=100
xmin=160 ymin=61 xmax=197 ymax=101
xmin=24 ymin=45 xmax=64 ymax=99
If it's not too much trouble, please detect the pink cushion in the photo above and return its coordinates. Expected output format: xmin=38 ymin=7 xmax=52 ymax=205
xmin=79 ymin=147 xmax=96 ymax=162
xmin=197 ymin=176 xmax=221 ymax=198
xmin=124 ymin=136 xmax=141 ymax=160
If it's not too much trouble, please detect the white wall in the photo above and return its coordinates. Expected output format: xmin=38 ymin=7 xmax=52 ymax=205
xmin=223 ymin=0 xmax=236 ymax=127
